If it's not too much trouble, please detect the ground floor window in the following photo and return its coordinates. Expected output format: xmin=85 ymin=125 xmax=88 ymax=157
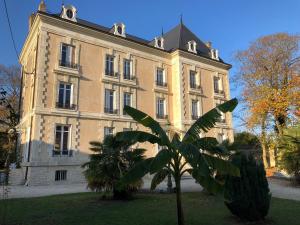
xmin=55 ymin=170 xmax=67 ymax=181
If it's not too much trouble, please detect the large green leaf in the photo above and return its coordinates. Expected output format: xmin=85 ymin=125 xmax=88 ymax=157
xmin=116 ymin=131 xmax=161 ymax=145
xmin=202 ymin=154 xmax=240 ymax=177
xmin=192 ymin=137 xmax=228 ymax=155
xmin=183 ymin=98 xmax=238 ymax=143
xmin=178 ymin=143 xmax=201 ymax=167
xmin=122 ymin=157 xmax=154 ymax=183
xmin=150 ymin=168 xmax=170 ymax=190
xmin=149 ymin=149 xmax=173 ymax=174
xmin=123 ymin=106 xmax=171 ymax=146
xmin=192 ymin=168 xmax=224 ymax=194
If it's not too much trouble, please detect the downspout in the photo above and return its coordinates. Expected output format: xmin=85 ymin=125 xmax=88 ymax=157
xmin=24 ymin=33 xmax=39 ymax=181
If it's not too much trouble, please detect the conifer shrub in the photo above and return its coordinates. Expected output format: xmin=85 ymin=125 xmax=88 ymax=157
xmin=224 ymin=153 xmax=271 ymax=221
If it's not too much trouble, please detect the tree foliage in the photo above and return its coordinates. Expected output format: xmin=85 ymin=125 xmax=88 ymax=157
xmin=235 ymin=33 xmax=300 ymax=134
xmin=83 ymin=135 xmax=146 ymax=199
xmin=224 ymin=153 xmax=271 ymax=221
xmin=277 ymin=125 xmax=300 ymax=183
xmin=116 ymin=98 xmax=239 ymax=225
xmin=234 ymin=33 xmax=300 ymax=168
xmin=0 ymin=65 xmax=21 ymax=167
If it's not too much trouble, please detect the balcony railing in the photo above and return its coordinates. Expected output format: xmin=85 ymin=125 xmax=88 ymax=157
xmin=156 ymin=81 xmax=168 ymax=87
xmin=105 ymin=70 xmax=118 ymax=77
xmin=59 ymin=60 xmax=78 ymax=69
xmin=157 ymin=114 xmax=168 ymax=119
xmin=56 ymin=102 xmax=77 ymax=110
xmin=190 ymin=83 xmax=202 ymax=90
xmin=123 ymin=74 xmax=136 ymax=80
xmin=214 ymin=89 xmax=224 ymax=95
xmin=104 ymin=108 xmax=118 ymax=114
xmin=191 ymin=115 xmax=199 ymax=120
xmin=216 ymin=118 xmax=226 ymax=123
xmin=52 ymin=150 xmax=73 ymax=157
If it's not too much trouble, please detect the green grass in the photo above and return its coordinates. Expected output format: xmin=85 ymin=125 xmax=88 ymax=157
xmin=1 ymin=192 xmax=300 ymax=225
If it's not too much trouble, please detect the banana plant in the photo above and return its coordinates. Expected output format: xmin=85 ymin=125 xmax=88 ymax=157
xmin=116 ymin=98 xmax=240 ymax=225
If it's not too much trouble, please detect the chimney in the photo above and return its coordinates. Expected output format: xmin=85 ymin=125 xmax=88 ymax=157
xmin=206 ymin=41 xmax=212 ymax=49
xmin=28 ymin=13 xmax=36 ymax=31
xmin=38 ymin=0 xmax=46 ymax=12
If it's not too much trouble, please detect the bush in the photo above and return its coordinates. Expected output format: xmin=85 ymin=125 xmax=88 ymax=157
xmin=224 ymin=153 xmax=271 ymax=221
xmin=278 ymin=125 xmax=300 ymax=183
xmin=83 ymin=135 xmax=145 ymax=200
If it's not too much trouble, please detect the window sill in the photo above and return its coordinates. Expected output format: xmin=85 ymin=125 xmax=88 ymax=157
xmin=54 ymin=66 xmax=80 ymax=77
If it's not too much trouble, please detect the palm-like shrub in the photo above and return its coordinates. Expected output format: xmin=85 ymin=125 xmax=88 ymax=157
xmin=224 ymin=153 xmax=271 ymax=221
xmin=83 ymin=135 xmax=145 ymax=199
xmin=278 ymin=125 xmax=300 ymax=183
xmin=116 ymin=98 xmax=240 ymax=225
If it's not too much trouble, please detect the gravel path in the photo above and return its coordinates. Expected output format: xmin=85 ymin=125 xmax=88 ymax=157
xmin=1 ymin=178 xmax=299 ymax=201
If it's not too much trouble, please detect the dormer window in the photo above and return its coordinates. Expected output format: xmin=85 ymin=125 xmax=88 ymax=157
xmin=61 ymin=5 xmax=77 ymax=22
xmin=188 ymin=40 xmax=197 ymax=53
xmin=113 ymin=23 xmax=126 ymax=37
xmin=155 ymin=37 xmax=164 ymax=49
xmin=211 ymin=49 xmax=219 ymax=60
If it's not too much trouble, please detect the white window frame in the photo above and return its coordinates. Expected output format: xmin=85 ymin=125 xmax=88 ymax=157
xmin=104 ymin=89 xmax=115 ymax=113
xmin=105 ymin=55 xmax=114 ymax=76
xmin=156 ymin=97 xmax=165 ymax=118
xmin=54 ymin=124 xmax=71 ymax=156
xmin=57 ymin=82 xmax=73 ymax=108
xmin=123 ymin=59 xmax=131 ymax=79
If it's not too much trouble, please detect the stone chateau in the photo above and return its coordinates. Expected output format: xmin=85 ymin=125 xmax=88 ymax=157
xmin=17 ymin=1 xmax=234 ymax=185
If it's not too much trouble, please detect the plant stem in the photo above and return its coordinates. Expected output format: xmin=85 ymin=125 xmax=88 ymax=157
xmin=175 ymin=176 xmax=184 ymax=225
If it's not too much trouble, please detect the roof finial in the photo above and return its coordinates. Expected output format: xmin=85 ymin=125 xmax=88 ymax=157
xmin=38 ymin=0 xmax=46 ymax=12
xmin=161 ymin=27 xmax=164 ymax=36
xmin=180 ymin=14 xmax=183 ymax=24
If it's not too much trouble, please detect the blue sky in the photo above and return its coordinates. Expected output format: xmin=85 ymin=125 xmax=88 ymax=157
xmin=1 ymin=0 xmax=299 ymax=130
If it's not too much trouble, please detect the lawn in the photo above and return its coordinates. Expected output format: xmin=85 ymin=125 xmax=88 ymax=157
xmin=1 ymin=192 xmax=300 ymax=225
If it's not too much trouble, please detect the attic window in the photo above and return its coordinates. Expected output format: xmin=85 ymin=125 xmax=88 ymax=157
xmin=61 ymin=5 xmax=77 ymax=22
xmin=211 ymin=49 xmax=219 ymax=60
xmin=113 ymin=23 xmax=126 ymax=37
xmin=188 ymin=40 xmax=197 ymax=53
xmin=155 ymin=37 xmax=164 ymax=49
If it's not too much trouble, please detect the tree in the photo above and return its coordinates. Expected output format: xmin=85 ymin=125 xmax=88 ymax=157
xmin=83 ymin=135 xmax=146 ymax=199
xmin=0 ymin=65 xmax=21 ymax=167
xmin=234 ymin=33 xmax=300 ymax=167
xmin=277 ymin=125 xmax=300 ymax=183
xmin=117 ymin=98 xmax=240 ymax=225
xmin=224 ymin=153 xmax=271 ymax=221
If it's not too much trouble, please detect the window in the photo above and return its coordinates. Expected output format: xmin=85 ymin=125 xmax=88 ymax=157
xmin=105 ymin=55 xmax=114 ymax=76
xmin=213 ymin=77 xmax=220 ymax=93
xmin=104 ymin=89 xmax=117 ymax=114
xmin=156 ymin=68 xmax=166 ymax=87
xmin=123 ymin=92 xmax=131 ymax=115
xmin=216 ymin=102 xmax=226 ymax=123
xmin=190 ymin=71 xmax=197 ymax=89
xmin=55 ymin=170 xmax=67 ymax=181
xmin=60 ymin=43 xmax=76 ymax=68
xmin=188 ymin=41 xmax=197 ymax=53
xmin=104 ymin=127 xmax=114 ymax=138
xmin=123 ymin=59 xmax=131 ymax=80
xmin=54 ymin=125 xmax=70 ymax=156
xmin=57 ymin=83 xmax=74 ymax=109
xmin=191 ymin=100 xmax=198 ymax=120
xmin=155 ymin=37 xmax=164 ymax=49
xmin=217 ymin=133 xmax=224 ymax=144
xmin=156 ymin=98 xmax=166 ymax=119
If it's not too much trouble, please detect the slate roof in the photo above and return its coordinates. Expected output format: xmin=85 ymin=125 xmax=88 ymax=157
xmin=39 ymin=11 xmax=228 ymax=66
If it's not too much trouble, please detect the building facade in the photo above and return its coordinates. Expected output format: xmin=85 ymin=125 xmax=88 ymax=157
xmin=18 ymin=2 xmax=234 ymax=185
